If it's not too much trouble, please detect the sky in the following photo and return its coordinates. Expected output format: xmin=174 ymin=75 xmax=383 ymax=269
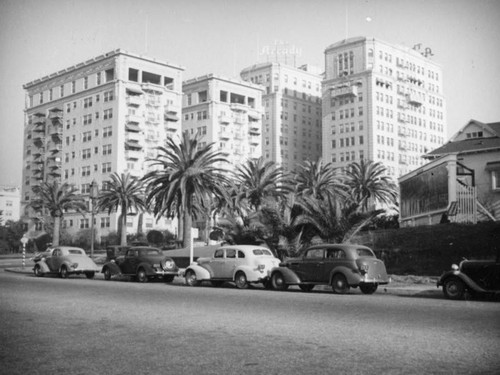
xmin=1 ymin=0 xmax=499 ymax=187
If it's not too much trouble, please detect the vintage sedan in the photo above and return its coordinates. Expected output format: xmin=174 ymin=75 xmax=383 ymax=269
xmin=184 ymin=245 xmax=281 ymax=289
xmin=32 ymin=246 xmax=100 ymax=279
xmin=101 ymin=246 xmax=179 ymax=283
xmin=437 ymin=256 xmax=500 ymax=300
xmin=270 ymin=244 xmax=390 ymax=294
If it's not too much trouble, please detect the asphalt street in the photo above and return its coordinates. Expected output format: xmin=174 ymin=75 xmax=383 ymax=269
xmin=1 ymin=270 xmax=499 ymax=375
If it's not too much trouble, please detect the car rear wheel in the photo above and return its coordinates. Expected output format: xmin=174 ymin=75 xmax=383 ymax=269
xmin=299 ymin=284 xmax=315 ymax=292
xmin=185 ymin=270 xmax=200 ymax=286
xmin=60 ymin=266 xmax=69 ymax=279
xmin=34 ymin=264 xmax=43 ymax=277
xmin=164 ymin=275 xmax=175 ymax=283
xmin=103 ymin=267 xmax=112 ymax=281
xmin=332 ymin=274 xmax=350 ymax=294
xmin=85 ymin=272 xmax=95 ymax=279
xmin=443 ymin=277 xmax=466 ymax=300
xmin=359 ymin=283 xmax=378 ymax=294
xmin=271 ymin=272 xmax=289 ymax=291
xmin=136 ymin=268 xmax=148 ymax=283
xmin=234 ymin=272 xmax=248 ymax=289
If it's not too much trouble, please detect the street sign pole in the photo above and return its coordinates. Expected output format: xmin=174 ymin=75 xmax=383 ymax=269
xmin=20 ymin=234 xmax=29 ymax=269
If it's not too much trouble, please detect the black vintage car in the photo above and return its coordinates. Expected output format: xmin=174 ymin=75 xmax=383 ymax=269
xmin=101 ymin=246 xmax=179 ymax=283
xmin=270 ymin=244 xmax=390 ymax=294
xmin=437 ymin=254 xmax=500 ymax=300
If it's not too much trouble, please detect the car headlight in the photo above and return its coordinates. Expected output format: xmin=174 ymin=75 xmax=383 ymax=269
xmin=161 ymin=259 xmax=174 ymax=270
xmin=451 ymin=264 xmax=459 ymax=271
xmin=71 ymin=263 xmax=78 ymax=269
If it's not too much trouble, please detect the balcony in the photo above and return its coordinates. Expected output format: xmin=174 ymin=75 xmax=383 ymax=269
xmin=49 ymin=169 xmax=61 ymax=177
xmin=127 ymin=114 xmax=143 ymax=124
xmin=33 ymin=112 xmax=45 ymax=118
xmin=49 ymin=144 xmax=62 ymax=153
xmin=125 ymin=123 xmax=141 ymax=133
xmin=219 ymin=133 xmax=230 ymax=141
xmin=34 ymin=118 xmax=46 ymax=126
xmin=250 ymin=136 xmax=260 ymax=145
xmin=397 ymin=114 xmax=406 ymax=123
xmin=48 ymin=111 xmax=62 ymax=121
xmin=127 ymin=96 xmax=142 ymax=107
xmin=248 ymin=112 xmax=261 ymax=122
xmin=146 ymin=98 xmax=161 ymax=107
xmin=164 ymin=112 xmax=179 ymax=122
xmin=330 ymin=84 xmax=358 ymax=99
xmin=125 ymin=150 xmax=142 ymax=160
xmin=125 ymin=140 xmax=142 ymax=151
xmin=32 ymin=125 xmax=45 ymax=133
xmin=219 ymin=115 xmax=231 ymax=124
xmin=164 ymin=123 xmax=178 ymax=133
xmin=50 ymin=126 xmax=63 ymax=138
xmin=33 ymin=136 xmax=45 ymax=144
xmin=398 ymin=129 xmax=407 ymax=137
xmin=407 ymin=93 xmax=422 ymax=107
xmin=397 ymin=102 xmax=409 ymax=110
xmin=230 ymin=103 xmax=248 ymax=113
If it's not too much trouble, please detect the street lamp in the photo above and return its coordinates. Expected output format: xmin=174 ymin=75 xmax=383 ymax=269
xmin=90 ymin=179 xmax=99 ymax=259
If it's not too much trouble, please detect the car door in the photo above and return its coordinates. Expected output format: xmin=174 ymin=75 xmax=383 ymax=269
xmin=324 ymin=248 xmax=347 ymax=282
xmin=221 ymin=248 xmax=237 ymax=279
xmin=207 ymin=249 xmax=226 ymax=278
xmin=291 ymin=248 xmax=325 ymax=282
xmin=121 ymin=249 xmax=139 ymax=275
xmin=45 ymin=248 xmax=62 ymax=272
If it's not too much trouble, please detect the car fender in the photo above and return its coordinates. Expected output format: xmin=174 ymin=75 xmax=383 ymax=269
xmin=329 ymin=266 xmax=362 ymax=286
xmin=185 ymin=264 xmax=211 ymax=281
xmin=438 ymin=271 xmax=487 ymax=293
xmin=271 ymin=267 xmax=302 ymax=284
xmin=233 ymin=265 xmax=261 ymax=282
xmin=102 ymin=262 xmax=122 ymax=275
xmin=34 ymin=260 xmax=50 ymax=274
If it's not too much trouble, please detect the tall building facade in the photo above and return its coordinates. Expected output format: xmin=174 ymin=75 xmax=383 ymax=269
xmin=22 ymin=49 xmax=184 ymax=239
xmin=322 ymin=37 xmax=447 ymax=178
xmin=182 ymin=74 xmax=264 ymax=172
xmin=240 ymin=62 xmax=322 ymax=172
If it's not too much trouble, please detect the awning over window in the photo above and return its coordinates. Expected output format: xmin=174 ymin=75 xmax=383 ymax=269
xmin=126 ymin=123 xmax=141 ymax=132
xmin=485 ymin=161 xmax=500 ymax=171
xmin=164 ymin=113 xmax=179 ymax=122
xmin=126 ymin=87 xmax=144 ymax=95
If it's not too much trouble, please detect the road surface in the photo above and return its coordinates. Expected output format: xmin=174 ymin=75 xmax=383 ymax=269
xmin=1 ymin=271 xmax=499 ymax=374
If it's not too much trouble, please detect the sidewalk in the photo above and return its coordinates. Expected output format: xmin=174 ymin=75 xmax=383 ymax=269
xmin=4 ymin=266 xmax=441 ymax=297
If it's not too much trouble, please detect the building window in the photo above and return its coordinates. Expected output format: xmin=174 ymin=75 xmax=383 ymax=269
xmin=84 ymin=76 xmax=88 ymax=89
xmin=80 ymin=219 xmax=90 ymax=229
xmin=39 ymin=92 xmax=44 ymax=104
xmin=72 ymin=81 xmax=76 ymax=94
xmin=83 ymin=114 xmax=92 ymax=125
xmin=84 ymin=97 xmax=93 ymax=108
xmin=102 ymin=144 xmax=112 ymax=155
xmin=492 ymin=170 xmax=500 ymax=190
xmin=100 ymin=217 xmax=110 ymax=228
xmin=82 ymin=131 xmax=92 ymax=142
xmin=96 ymin=72 xmax=102 ymax=85
xmin=104 ymin=90 xmax=114 ymax=102
xmin=103 ymin=109 xmax=113 ymax=120
xmin=102 ymin=162 xmax=112 ymax=173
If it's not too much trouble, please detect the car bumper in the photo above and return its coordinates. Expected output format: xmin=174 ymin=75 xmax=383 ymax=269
xmin=150 ymin=270 xmax=179 ymax=277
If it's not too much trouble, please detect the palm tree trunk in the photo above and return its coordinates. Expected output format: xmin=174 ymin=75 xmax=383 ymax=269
xmin=121 ymin=203 xmax=127 ymax=246
xmin=53 ymin=216 xmax=61 ymax=246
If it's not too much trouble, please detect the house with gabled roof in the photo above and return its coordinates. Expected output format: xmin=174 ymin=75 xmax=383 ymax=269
xmin=398 ymin=119 xmax=500 ymax=227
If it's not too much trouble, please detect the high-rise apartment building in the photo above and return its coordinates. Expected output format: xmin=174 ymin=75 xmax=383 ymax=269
xmin=22 ymin=49 xmax=184 ymax=238
xmin=182 ymin=74 xmax=264 ymax=172
xmin=322 ymin=37 xmax=446 ymax=178
xmin=240 ymin=63 xmax=323 ymax=172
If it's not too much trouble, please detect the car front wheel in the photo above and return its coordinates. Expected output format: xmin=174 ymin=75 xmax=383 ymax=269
xmin=185 ymin=270 xmax=200 ymax=286
xmin=271 ymin=272 xmax=289 ymax=291
xmin=103 ymin=267 xmax=112 ymax=281
xmin=443 ymin=277 xmax=466 ymax=300
xmin=34 ymin=264 xmax=43 ymax=277
xmin=136 ymin=268 xmax=148 ymax=283
xmin=332 ymin=274 xmax=350 ymax=294
xmin=359 ymin=283 xmax=378 ymax=294
xmin=60 ymin=266 xmax=69 ymax=279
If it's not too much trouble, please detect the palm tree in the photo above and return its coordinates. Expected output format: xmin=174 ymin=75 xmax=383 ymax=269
xmin=235 ymin=157 xmax=290 ymax=211
xmin=294 ymin=158 xmax=347 ymax=201
xmin=96 ymin=173 xmax=148 ymax=246
xmin=28 ymin=181 xmax=87 ymax=246
xmin=344 ymin=159 xmax=398 ymax=212
xmin=143 ymin=131 xmax=231 ymax=254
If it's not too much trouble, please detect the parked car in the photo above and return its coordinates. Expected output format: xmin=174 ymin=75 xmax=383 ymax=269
xmin=101 ymin=246 xmax=179 ymax=282
xmin=184 ymin=245 xmax=281 ymax=289
xmin=437 ymin=256 xmax=500 ymax=300
xmin=105 ymin=245 xmax=130 ymax=261
xmin=32 ymin=246 xmax=100 ymax=279
xmin=270 ymin=244 xmax=390 ymax=294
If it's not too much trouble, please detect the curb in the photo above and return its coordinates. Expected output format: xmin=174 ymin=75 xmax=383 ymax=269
xmin=4 ymin=267 xmax=440 ymax=297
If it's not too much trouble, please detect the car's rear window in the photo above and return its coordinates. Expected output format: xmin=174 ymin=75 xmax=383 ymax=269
xmin=253 ymin=249 xmax=273 ymax=256
xmin=68 ymin=249 xmax=84 ymax=255
xmin=356 ymin=248 xmax=375 ymax=257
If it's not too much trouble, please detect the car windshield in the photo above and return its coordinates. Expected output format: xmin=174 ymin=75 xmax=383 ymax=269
xmin=356 ymin=248 xmax=375 ymax=257
xmin=253 ymin=249 xmax=273 ymax=256
xmin=68 ymin=249 xmax=85 ymax=255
